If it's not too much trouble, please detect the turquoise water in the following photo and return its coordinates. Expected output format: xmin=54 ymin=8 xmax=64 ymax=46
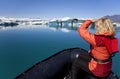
xmin=0 ymin=25 xmax=120 ymax=79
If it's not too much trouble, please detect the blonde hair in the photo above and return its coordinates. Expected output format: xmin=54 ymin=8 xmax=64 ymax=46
xmin=95 ymin=17 xmax=115 ymax=35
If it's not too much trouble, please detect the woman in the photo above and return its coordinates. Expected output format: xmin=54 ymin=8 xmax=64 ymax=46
xmin=72 ymin=18 xmax=119 ymax=79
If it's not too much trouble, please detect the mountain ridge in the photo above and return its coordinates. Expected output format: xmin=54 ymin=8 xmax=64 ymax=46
xmin=104 ymin=15 xmax=120 ymax=23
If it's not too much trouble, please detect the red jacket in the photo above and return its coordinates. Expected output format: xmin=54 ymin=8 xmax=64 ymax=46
xmin=78 ymin=20 xmax=115 ymax=77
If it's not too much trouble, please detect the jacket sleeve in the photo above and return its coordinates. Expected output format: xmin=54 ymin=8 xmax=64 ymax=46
xmin=78 ymin=20 xmax=95 ymax=45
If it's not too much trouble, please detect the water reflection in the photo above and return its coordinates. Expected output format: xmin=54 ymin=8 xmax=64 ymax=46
xmin=49 ymin=22 xmax=96 ymax=31
xmin=0 ymin=23 xmax=120 ymax=33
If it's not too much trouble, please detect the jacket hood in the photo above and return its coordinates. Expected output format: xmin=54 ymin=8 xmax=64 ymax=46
xmin=95 ymin=31 xmax=115 ymax=36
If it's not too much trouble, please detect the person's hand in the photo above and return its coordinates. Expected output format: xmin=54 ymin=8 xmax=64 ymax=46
xmin=92 ymin=18 xmax=98 ymax=22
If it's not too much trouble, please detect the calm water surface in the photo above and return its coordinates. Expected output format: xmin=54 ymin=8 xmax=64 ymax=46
xmin=0 ymin=25 xmax=120 ymax=79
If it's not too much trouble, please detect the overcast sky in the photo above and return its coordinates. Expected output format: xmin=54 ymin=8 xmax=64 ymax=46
xmin=0 ymin=0 xmax=120 ymax=19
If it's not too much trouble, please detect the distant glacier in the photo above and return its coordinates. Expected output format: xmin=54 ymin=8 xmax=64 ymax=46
xmin=0 ymin=16 xmax=120 ymax=27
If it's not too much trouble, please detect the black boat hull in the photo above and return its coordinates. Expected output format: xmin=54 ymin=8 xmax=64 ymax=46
xmin=15 ymin=48 xmax=119 ymax=79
